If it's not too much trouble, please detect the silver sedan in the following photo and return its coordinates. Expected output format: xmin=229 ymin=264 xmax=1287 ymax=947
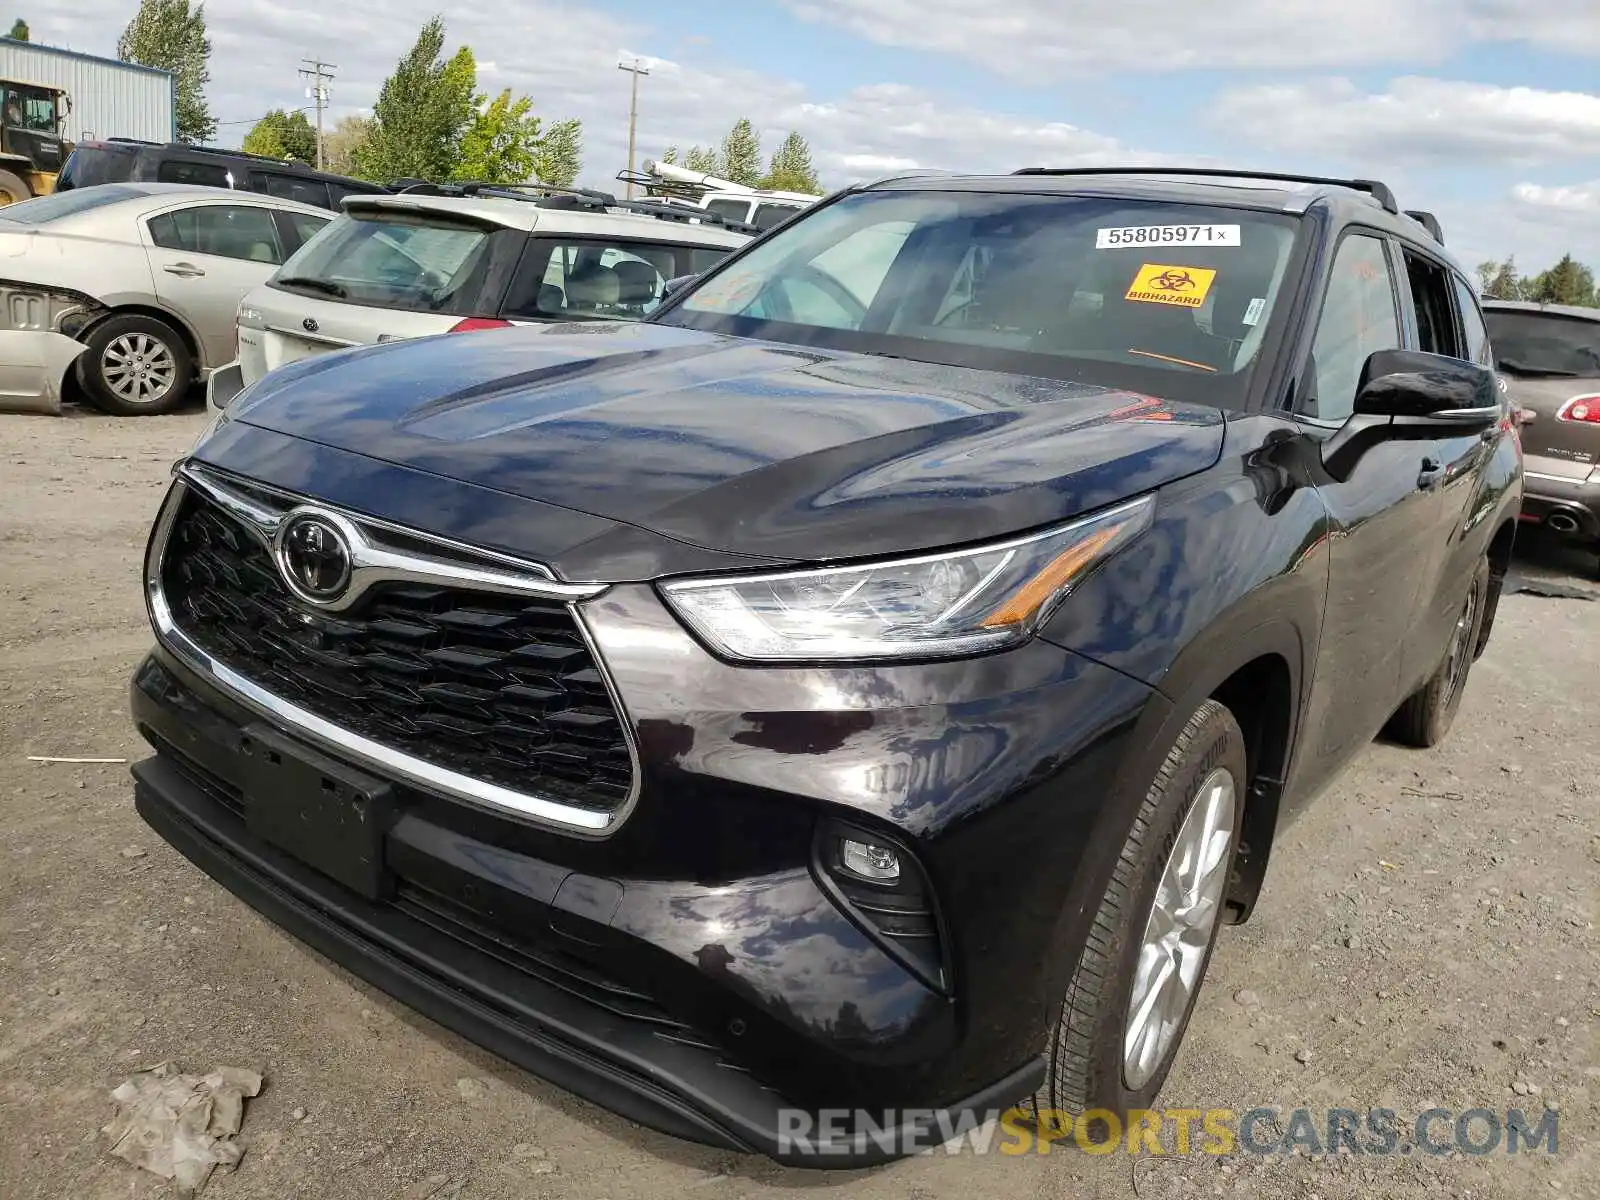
xmin=0 ymin=182 xmax=331 ymax=415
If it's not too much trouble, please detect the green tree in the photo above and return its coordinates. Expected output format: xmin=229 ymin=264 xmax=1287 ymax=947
xmin=719 ymin=117 xmax=762 ymax=186
xmin=241 ymin=109 xmax=317 ymax=162
xmin=323 ymin=113 xmax=372 ymax=176
xmin=117 ymin=0 xmax=215 ymax=144
xmin=659 ymin=146 xmax=679 ymax=166
xmin=354 ymin=17 xmax=476 ymax=183
xmin=8 ymin=18 xmax=28 ymax=40
xmin=452 ymin=89 xmax=540 ymax=183
xmin=1478 ymin=257 xmax=1524 ymax=301
xmin=759 ymin=130 xmax=821 ymax=193
xmin=531 ymin=117 xmax=582 ymax=187
xmin=683 ymin=145 xmax=719 ymax=174
xmin=1528 ymin=254 xmax=1596 ymax=307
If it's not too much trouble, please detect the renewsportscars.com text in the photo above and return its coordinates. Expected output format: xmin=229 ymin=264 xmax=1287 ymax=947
xmin=774 ymin=1106 xmax=1560 ymax=1158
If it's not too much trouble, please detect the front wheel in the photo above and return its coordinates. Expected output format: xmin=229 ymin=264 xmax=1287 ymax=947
xmin=77 ymin=313 xmax=194 ymax=416
xmin=1032 ymin=698 xmax=1245 ymax=1126
xmin=1386 ymin=557 xmax=1491 ymax=748
xmin=0 ymin=168 xmax=30 ymax=205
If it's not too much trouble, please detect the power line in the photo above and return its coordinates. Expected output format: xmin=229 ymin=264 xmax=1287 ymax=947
xmin=618 ymin=57 xmax=649 ymax=199
xmin=298 ymin=58 xmax=337 ymax=170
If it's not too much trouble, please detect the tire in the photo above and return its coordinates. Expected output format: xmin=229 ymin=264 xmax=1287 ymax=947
xmin=1386 ymin=557 xmax=1491 ymax=748
xmin=76 ymin=313 xmax=194 ymax=416
xmin=1031 ymin=698 xmax=1246 ymax=1132
xmin=0 ymin=168 xmax=30 ymax=205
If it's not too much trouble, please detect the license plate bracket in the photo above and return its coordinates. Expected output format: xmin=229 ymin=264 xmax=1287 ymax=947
xmin=241 ymin=724 xmax=395 ymax=901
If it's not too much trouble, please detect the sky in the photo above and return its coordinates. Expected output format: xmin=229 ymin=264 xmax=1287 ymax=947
xmin=32 ymin=0 xmax=1600 ymax=275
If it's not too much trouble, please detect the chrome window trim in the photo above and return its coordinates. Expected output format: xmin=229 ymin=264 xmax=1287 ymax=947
xmin=1525 ymin=470 xmax=1594 ymax=485
xmin=144 ymin=477 xmax=643 ymax=837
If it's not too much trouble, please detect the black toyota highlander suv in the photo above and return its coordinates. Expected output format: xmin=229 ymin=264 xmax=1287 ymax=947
xmin=130 ymin=168 xmax=1523 ymax=1165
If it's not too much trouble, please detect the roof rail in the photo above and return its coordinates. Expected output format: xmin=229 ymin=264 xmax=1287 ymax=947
xmin=1404 ymin=209 xmax=1443 ymax=243
xmin=380 ymin=180 xmax=759 ymax=234
xmin=1010 ymin=166 xmax=1401 ymax=214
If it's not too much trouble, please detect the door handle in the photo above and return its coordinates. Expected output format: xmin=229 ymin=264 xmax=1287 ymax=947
xmin=1417 ymin=457 xmax=1444 ymax=490
xmin=162 ymin=262 xmax=205 ymax=278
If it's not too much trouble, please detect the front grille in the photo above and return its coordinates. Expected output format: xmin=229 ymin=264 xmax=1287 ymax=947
xmin=159 ymin=488 xmax=633 ymax=817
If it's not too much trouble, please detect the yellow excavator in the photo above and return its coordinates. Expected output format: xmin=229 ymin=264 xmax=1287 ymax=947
xmin=0 ymin=78 xmax=70 ymax=203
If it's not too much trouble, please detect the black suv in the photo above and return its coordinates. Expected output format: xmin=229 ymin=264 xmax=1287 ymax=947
xmin=56 ymin=138 xmax=388 ymax=212
xmin=129 ymin=168 xmax=1523 ymax=1165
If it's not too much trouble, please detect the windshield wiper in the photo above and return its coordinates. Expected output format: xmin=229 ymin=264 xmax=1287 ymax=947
xmin=275 ymin=276 xmax=348 ymax=298
xmin=1495 ymin=358 xmax=1580 ymax=377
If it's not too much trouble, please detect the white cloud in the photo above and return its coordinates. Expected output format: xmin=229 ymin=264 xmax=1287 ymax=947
xmin=1513 ymin=180 xmax=1600 ymax=212
xmin=29 ymin=0 xmax=1162 ymax=191
xmin=1207 ymin=77 xmax=1600 ymax=167
xmin=784 ymin=0 xmax=1600 ymax=74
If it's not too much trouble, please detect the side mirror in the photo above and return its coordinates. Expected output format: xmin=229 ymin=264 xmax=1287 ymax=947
xmin=662 ymin=274 xmax=698 ymax=299
xmin=1353 ymin=348 xmax=1500 ymax=427
xmin=1323 ymin=349 xmax=1502 ymax=482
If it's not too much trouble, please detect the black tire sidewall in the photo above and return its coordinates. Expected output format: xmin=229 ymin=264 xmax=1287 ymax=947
xmin=1051 ymin=701 xmax=1247 ymax=1122
xmin=79 ymin=314 xmax=194 ymax=416
xmin=0 ymin=169 xmax=29 ymax=204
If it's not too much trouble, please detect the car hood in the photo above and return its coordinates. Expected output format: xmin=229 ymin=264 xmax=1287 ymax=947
xmin=227 ymin=321 xmax=1226 ymax=563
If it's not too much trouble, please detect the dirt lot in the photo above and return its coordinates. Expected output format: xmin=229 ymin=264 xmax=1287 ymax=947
xmin=2 ymin=406 xmax=1597 ymax=1200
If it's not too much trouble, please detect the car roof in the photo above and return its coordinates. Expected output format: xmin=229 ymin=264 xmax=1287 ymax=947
xmin=82 ymin=138 xmax=382 ymax=188
xmin=861 ymin=168 xmax=1460 ymax=265
xmin=97 ymin=182 xmax=334 ymax=215
xmin=1480 ymin=299 xmax=1600 ymax=322
xmin=343 ymin=193 xmax=750 ymax=247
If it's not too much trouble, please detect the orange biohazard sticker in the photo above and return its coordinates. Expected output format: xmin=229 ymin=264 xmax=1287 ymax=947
xmin=1125 ymin=263 xmax=1218 ymax=309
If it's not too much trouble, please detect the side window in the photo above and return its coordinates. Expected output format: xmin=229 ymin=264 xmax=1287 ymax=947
xmin=752 ymin=202 xmax=800 ymax=230
xmin=284 ymin=210 xmax=331 ymax=250
xmin=1452 ymin=277 xmax=1491 ymax=366
xmin=262 ymin=173 xmax=332 ymax=210
xmin=1403 ymin=250 xmax=1463 ymax=358
xmin=1304 ymin=233 xmax=1400 ymax=422
xmin=705 ymin=198 xmax=750 ymax=222
xmin=505 ymin=239 xmax=679 ymax=318
xmin=148 ymin=205 xmax=284 ymax=264
xmin=156 ymin=159 xmax=234 ymax=188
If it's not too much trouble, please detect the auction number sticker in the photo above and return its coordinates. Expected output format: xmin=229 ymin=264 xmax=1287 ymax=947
xmin=1097 ymin=224 xmax=1240 ymax=249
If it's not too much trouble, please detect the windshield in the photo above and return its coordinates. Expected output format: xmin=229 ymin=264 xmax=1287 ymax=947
xmin=658 ymin=189 xmax=1301 ymax=400
xmin=1484 ymin=309 xmax=1600 ymax=377
xmin=271 ymin=211 xmax=495 ymax=314
xmin=0 ymin=183 xmax=141 ymax=224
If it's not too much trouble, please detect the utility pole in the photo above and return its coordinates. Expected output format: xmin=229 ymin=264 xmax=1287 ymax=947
xmin=618 ymin=57 xmax=649 ymax=199
xmin=298 ymin=58 xmax=337 ymax=170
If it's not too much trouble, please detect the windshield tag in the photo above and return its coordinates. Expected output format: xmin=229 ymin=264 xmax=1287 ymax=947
xmin=1097 ymin=224 xmax=1241 ymax=249
xmin=1243 ymin=297 xmax=1266 ymax=326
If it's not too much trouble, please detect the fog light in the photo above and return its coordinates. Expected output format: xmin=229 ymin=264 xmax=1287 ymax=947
xmin=841 ymin=838 xmax=901 ymax=883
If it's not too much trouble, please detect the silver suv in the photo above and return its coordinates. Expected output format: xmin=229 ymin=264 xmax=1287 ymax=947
xmin=207 ymin=185 xmax=752 ymax=408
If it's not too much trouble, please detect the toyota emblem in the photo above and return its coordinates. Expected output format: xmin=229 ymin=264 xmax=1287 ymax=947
xmin=276 ymin=512 xmax=352 ymax=602
xmin=303 ymin=317 xmax=319 ymax=333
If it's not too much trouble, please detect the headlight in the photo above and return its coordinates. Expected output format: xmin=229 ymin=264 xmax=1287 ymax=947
xmin=659 ymin=494 xmax=1155 ymax=662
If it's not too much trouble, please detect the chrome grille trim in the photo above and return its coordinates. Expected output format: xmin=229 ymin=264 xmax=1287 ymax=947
xmin=144 ymin=474 xmax=643 ymax=837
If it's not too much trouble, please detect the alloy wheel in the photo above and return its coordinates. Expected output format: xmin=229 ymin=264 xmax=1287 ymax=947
xmin=1122 ymin=766 xmax=1236 ymax=1090
xmin=102 ymin=333 xmax=178 ymax=406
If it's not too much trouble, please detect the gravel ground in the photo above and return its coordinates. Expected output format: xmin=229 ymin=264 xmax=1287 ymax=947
xmin=2 ymin=406 xmax=1596 ymax=1200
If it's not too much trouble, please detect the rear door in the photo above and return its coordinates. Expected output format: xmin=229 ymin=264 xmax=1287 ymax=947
xmin=1391 ymin=244 xmax=1487 ymax=692
xmin=1483 ymin=306 xmax=1600 ymax=479
xmin=144 ymin=198 xmax=287 ymax=369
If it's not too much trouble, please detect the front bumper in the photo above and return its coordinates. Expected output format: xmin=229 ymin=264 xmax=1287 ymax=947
xmin=1521 ymin=470 xmax=1600 ymax=541
xmin=0 ymin=328 xmax=87 ymax=414
xmin=133 ymin=748 xmax=1041 ymax=1164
